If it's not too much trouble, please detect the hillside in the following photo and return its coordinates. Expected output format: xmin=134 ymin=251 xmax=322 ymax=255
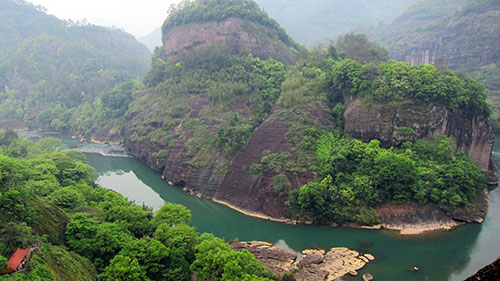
xmin=0 ymin=0 xmax=151 ymax=133
xmin=381 ymin=0 xmax=500 ymax=127
xmin=255 ymin=0 xmax=417 ymax=46
xmin=124 ymin=0 xmax=495 ymax=229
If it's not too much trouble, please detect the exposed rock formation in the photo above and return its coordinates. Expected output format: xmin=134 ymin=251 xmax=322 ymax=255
xmin=344 ymin=97 xmax=498 ymax=184
xmin=162 ymin=17 xmax=301 ymax=64
xmin=382 ymin=1 xmax=500 ymax=71
xmin=230 ymin=241 xmax=374 ymax=280
xmin=466 ymin=257 xmax=500 ymax=281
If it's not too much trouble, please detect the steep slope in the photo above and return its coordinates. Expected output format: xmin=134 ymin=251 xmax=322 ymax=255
xmin=0 ymin=0 xmax=151 ymax=131
xmin=161 ymin=0 xmax=303 ymax=64
xmin=126 ymin=0 xmax=494 ymax=225
xmin=382 ymin=0 xmax=499 ymax=71
xmin=381 ymin=0 xmax=500 ymax=125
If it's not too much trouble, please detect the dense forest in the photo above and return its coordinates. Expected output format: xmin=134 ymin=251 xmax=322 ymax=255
xmin=0 ymin=130 xmax=276 ymax=281
xmin=0 ymin=0 xmax=151 ymax=135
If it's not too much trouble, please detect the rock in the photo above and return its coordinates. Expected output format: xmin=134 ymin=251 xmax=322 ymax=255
xmin=360 ymin=256 xmax=369 ymax=263
xmin=363 ymin=273 xmax=374 ymax=281
xmin=295 ymin=249 xmax=325 ymax=267
xmin=344 ymin=97 xmax=497 ymax=185
xmin=230 ymin=241 xmax=297 ymax=277
xmin=295 ymin=247 xmax=370 ymax=281
xmin=364 ymin=254 xmax=375 ymax=261
xmin=233 ymin=242 xmax=375 ymax=281
xmin=465 ymin=257 xmax=500 ymax=280
xmin=163 ymin=17 xmax=301 ymax=65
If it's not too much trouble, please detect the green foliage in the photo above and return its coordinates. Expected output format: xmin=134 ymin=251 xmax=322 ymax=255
xmin=249 ymin=164 xmax=263 ymax=175
xmin=190 ymin=237 xmax=273 ymax=281
xmin=130 ymin=46 xmax=287 ymax=169
xmin=0 ymin=0 xmax=150 ymax=135
xmin=288 ymin=133 xmax=486 ymax=224
xmin=271 ymin=174 xmax=290 ymax=193
xmin=152 ymin=203 xmax=192 ymax=228
xmin=335 ymin=33 xmax=389 ymax=63
xmin=331 ymin=59 xmax=492 ymax=116
xmin=0 ymin=135 xmax=266 ymax=280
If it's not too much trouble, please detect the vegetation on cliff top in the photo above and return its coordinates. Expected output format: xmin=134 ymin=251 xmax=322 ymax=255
xmin=0 ymin=130 xmax=275 ymax=280
xmin=332 ymin=59 xmax=491 ymax=116
xmin=162 ymin=0 xmax=298 ymax=48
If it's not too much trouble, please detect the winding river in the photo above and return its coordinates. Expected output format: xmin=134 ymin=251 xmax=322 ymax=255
xmin=68 ymin=136 xmax=500 ymax=281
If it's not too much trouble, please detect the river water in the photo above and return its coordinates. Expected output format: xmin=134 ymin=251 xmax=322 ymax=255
xmin=68 ymin=135 xmax=499 ymax=281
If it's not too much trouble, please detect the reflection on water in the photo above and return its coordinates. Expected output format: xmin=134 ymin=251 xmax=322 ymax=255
xmin=85 ymin=153 xmax=499 ymax=281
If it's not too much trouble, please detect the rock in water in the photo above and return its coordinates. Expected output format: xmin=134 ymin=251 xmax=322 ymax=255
xmin=363 ymin=273 xmax=374 ymax=281
xmin=231 ymin=242 xmax=375 ymax=281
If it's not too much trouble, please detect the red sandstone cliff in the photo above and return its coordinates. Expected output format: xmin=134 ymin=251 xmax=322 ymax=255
xmin=162 ymin=17 xmax=301 ymax=65
xmin=343 ymin=96 xmax=498 ymax=185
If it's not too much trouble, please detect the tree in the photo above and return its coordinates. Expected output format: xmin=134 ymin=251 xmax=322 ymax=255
xmin=152 ymin=203 xmax=192 ymax=228
xmin=103 ymin=255 xmax=150 ymax=281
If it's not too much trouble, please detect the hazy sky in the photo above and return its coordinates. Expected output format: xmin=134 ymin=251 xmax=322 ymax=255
xmin=28 ymin=0 xmax=183 ymax=37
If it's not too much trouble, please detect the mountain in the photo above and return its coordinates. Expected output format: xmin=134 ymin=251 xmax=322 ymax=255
xmin=138 ymin=28 xmax=162 ymax=52
xmin=0 ymin=0 xmax=151 ymax=131
xmin=139 ymin=0 xmax=417 ymax=49
xmin=380 ymin=0 xmax=500 ymax=127
xmin=122 ymin=0 xmax=495 ymax=229
xmin=255 ymin=0 xmax=417 ymax=46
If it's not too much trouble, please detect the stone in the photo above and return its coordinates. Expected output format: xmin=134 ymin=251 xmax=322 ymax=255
xmin=349 ymin=270 xmax=358 ymax=276
xmin=230 ymin=241 xmax=297 ymax=277
xmin=364 ymin=254 xmax=375 ymax=261
xmin=363 ymin=273 xmax=374 ymax=281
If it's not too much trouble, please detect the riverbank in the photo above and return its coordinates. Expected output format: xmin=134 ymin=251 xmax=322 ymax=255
xmin=210 ymin=196 xmax=467 ymax=235
xmin=211 ymin=198 xmax=293 ymax=224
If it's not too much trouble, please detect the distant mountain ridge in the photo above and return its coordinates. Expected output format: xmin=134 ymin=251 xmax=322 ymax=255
xmin=0 ymin=0 xmax=151 ymax=131
xmin=138 ymin=0 xmax=417 ymax=48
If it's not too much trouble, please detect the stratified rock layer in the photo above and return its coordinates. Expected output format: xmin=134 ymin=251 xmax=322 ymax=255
xmin=382 ymin=3 xmax=500 ymax=71
xmin=344 ymin=97 xmax=497 ymax=184
xmin=231 ymin=241 xmax=374 ymax=280
xmin=162 ymin=17 xmax=301 ymax=64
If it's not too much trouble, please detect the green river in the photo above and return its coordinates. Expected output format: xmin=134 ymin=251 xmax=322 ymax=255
xmin=65 ymin=135 xmax=499 ymax=281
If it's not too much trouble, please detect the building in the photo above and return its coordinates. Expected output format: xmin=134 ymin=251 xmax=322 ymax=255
xmin=0 ymin=248 xmax=33 ymax=274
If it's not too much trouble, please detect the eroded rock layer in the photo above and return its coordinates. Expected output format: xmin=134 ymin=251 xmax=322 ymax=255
xmin=163 ymin=17 xmax=301 ymax=64
xmin=231 ymin=241 xmax=374 ymax=280
xmin=344 ymin=96 xmax=498 ymax=184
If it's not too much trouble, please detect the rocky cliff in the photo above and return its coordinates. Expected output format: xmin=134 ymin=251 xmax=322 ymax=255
xmin=162 ymin=17 xmax=301 ymax=64
xmin=466 ymin=257 xmax=500 ymax=281
xmin=344 ymin=96 xmax=498 ymax=184
xmin=382 ymin=0 xmax=500 ymax=72
xmin=124 ymin=0 xmax=496 ymax=227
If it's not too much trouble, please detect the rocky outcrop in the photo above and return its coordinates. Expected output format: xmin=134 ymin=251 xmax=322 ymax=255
xmin=230 ymin=241 xmax=374 ymax=280
xmin=466 ymin=257 xmax=500 ymax=281
xmin=375 ymin=202 xmax=464 ymax=235
xmin=382 ymin=2 xmax=500 ymax=71
xmin=213 ymin=117 xmax=314 ymax=219
xmin=344 ymin=97 xmax=498 ymax=184
xmin=162 ymin=17 xmax=301 ymax=64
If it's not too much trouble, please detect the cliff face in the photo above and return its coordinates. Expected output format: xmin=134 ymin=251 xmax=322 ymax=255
xmin=344 ymin=96 xmax=498 ymax=184
xmin=162 ymin=17 xmax=301 ymax=64
xmin=466 ymin=257 xmax=500 ymax=281
xmin=382 ymin=1 xmax=500 ymax=71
